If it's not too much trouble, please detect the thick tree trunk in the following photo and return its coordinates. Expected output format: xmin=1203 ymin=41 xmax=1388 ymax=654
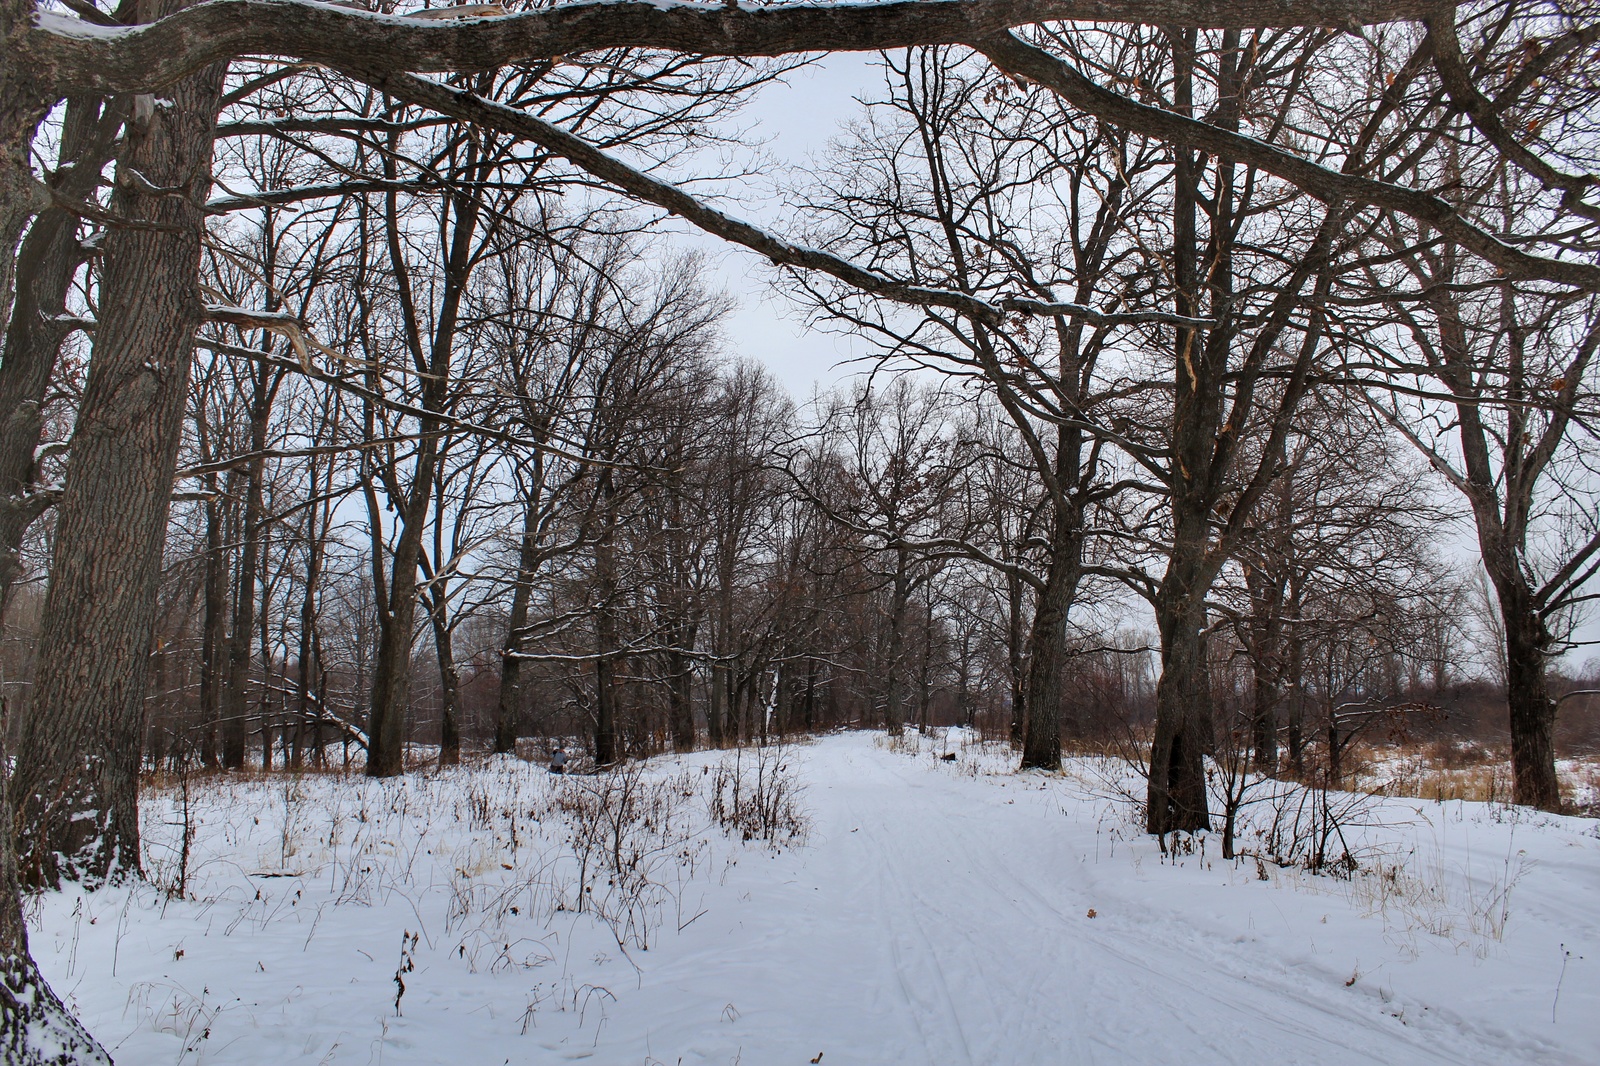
xmin=11 ymin=18 xmax=225 ymax=886
xmin=1147 ymin=546 xmax=1214 ymax=835
xmin=593 ymin=474 xmax=619 ymax=765
xmin=1500 ymin=587 xmax=1561 ymax=810
xmin=1019 ymin=538 xmax=1079 ymax=770
xmin=0 ymin=97 xmax=117 ymax=614
xmin=0 ymin=736 xmax=111 ymax=1065
xmin=883 ymin=552 xmax=910 ymax=735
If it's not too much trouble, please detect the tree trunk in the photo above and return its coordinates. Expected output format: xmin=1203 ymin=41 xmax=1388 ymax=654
xmin=0 ymin=732 xmax=110 ymax=1065
xmin=493 ymin=500 xmax=541 ymax=755
xmin=666 ymin=638 xmax=696 ymax=751
xmin=222 ymin=368 xmax=279 ymax=768
xmin=883 ymin=552 xmax=910 ymax=735
xmin=0 ymin=94 xmax=120 ymax=615
xmin=11 ymin=20 xmax=225 ymax=886
xmin=1147 ymin=548 xmax=1214 ymax=835
xmin=593 ymin=473 xmax=619 ymax=765
xmin=1499 ymin=586 xmax=1561 ymax=810
xmin=366 ymin=479 xmax=431 ymax=777
xmin=197 ymin=496 xmax=228 ymax=767
xmin=1019 ymin=541 xmax=1077 ymax=771
xmin=429 ymin=591 xmax=461 ymax=767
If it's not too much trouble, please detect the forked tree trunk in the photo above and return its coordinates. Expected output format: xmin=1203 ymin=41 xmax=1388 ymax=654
xmin=11 ymin=15 xmax=225 ymax=886
xmin=366 ymin=474 xmax=432 ymax=777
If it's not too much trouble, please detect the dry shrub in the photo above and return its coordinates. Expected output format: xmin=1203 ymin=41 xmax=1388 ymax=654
xmin=707 ymin=743 xmax=808 ymax=847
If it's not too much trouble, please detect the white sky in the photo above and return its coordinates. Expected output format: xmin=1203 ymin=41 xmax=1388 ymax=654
xmin=669 ymin=52 xmax=882 ymax=397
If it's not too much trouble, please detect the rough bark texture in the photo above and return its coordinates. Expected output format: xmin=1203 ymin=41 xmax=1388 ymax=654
xmin=11 ymin=0 xmax=225 ymax=887
xmin=0 ymin=727 xmax=112 ymax=1065
xmin=1502 ymin=598 xmax=1560 ymax=809
xmin=0 ymin=92 xmax=122 ymax=613
xmin=1147 ymin=571 xmax=1214 ymax=835
xmin=1144 ymin=30 xmax=1214 ymax=837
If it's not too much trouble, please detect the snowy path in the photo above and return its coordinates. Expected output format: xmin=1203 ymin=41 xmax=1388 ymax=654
xmin=638 ymin=736 xmax=1560 ymax=1066
xmin=33 ymin=732 xmax=1600 ymax=1064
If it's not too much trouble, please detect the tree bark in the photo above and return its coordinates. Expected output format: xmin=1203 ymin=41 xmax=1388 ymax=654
xmin=221 ymin=370 xmax=276 ymax=769
xmin=494 ymin=495 xmax=542 ymax=755
xmin=1498 ymin=579 xmax=1561 ymax=809
xmin=11 ymin=3 xmax=225 ymax=886
xmin=0 ymin=92 xmax=121 ymax=615
xmin=0 ymin=732 xmax=110 ymax=1065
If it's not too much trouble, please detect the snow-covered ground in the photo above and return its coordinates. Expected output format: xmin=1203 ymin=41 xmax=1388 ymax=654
xmin=28 ymin=731 xmax=1600 ymax=1064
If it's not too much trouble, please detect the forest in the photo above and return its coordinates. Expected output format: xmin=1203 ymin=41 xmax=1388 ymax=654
xmin=1 ymin=1 xmax=1598 ymax=1062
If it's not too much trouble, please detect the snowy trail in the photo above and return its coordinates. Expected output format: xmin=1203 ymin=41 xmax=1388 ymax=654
xmin=598 ymin=735 xmax=1594 ymax=1064
xmin=722 ymin=738 xmax=1459 ymax=1066
xmin=33 ymin=731 xmax=1600 ymax=1064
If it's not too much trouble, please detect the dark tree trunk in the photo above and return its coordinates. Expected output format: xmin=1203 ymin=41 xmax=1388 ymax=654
xmin=198 ymin=496 xmax=228 ymax=767
xmin=883 ymin=550 xmax=910 ymax=735
xmin=1019 ymin=538 xmax=1079 ymax=770
xmin=221 ymin=388 xmax=272 ymax=769
xmin=0 ymin=733 xmax=110 ymax=1065
xmin=1147 ymin=551 xmax=1214 ymax=835
xmin=0 ymin=94 xmax=120 ymax=614
xmin=1500 ymin=586 xmax=1561 ymax=810
xmin=666 ymin=638 xmax=696 ymax=751
xmin=429 ymin=595 xmax=461 ymax=767
xmin=593 ymin=472 xmax=618 ymax=765
xmin=366 ymin=470 xmax=433 ymax=777
xmin=494 ymin=500 xmax=541 ymax=755
xmin=11 ymin=20 xmax=225 ymax=886
xmin=1019 ymin=421 xmax=1088 ymax=771
xmin=1146 ymin=28 xmax=1215 ymax=838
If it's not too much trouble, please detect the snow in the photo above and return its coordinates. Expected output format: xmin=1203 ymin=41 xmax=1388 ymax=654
xmin=28 ymin=731 xmax=1600 ymax=1064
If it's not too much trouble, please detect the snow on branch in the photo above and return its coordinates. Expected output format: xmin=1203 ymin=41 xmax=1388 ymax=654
xmin=23 ymin=1 xmax=1444 ymax=96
